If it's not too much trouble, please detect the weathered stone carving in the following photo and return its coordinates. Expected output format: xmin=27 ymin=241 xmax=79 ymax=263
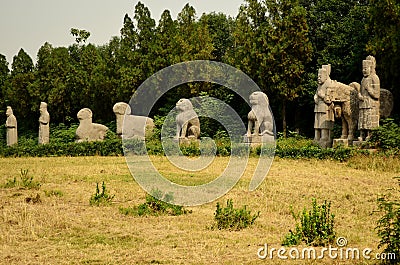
xmin=314 ymin=65 xmax=335 ymax=148
xmin=75 ymin=108 xmax=108 ymax=142
xmin=358 ymin=55 xmax=380 ymax=141
xmin=113 ymin=102 xmax=154 ymax=139
xmin=380 ymin=89 xmax=394 ymax=119
xmin=5 ymin=106 xmax=18 ymax=146
xmin=38 ymin=102 xmax=50 ymax=144
xmin=245 ymin=91 xmax=274 ymax=145
xmin=175 ymin=98 xmax=200 ymax=140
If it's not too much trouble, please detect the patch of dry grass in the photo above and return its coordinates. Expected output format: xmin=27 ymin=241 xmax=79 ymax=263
xmin=0 ymin=156 xmax=398 ymax=264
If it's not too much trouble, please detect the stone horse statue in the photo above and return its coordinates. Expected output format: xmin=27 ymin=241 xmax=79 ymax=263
xmin=325 ymin=81 xmax=360 ymax=142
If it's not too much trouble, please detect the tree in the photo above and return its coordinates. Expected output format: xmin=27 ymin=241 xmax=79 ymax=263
xmin=70 ymin=28 xmax=91 ymax=44
xmin=0 ymin=54 xmax=10 ymax=115
xmin=367 ymin=0 xmax=400 ymax=116
xmin=6 ymin=49 xmax=35 ymax=124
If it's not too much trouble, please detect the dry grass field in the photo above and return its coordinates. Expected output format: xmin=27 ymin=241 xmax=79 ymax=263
xmin=0 ymin=155 xmax=399 ymax=264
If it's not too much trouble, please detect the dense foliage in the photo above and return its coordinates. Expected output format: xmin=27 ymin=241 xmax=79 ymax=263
xmin=1 ymin=0 xmax=397 ymax=140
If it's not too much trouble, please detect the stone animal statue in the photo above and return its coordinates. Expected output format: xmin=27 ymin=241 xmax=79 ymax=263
xmin=325 ymin=82 xmax=360 ymax=141
xmin=176 ymin=98 xmax=200 ymax=139
xmin=113 ymin=102 xmax=154 ymax=139
xmin=247 ymin=91 xmax=273 ymax=137
xmin=76 ymin=108 xmax=108 ymax=142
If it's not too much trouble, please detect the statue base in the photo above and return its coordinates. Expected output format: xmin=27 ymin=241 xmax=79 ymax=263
xmin=243 ymin=134 xmax=274 ymax=148
xmin=333 ymin=139 xmax=352 ymax=148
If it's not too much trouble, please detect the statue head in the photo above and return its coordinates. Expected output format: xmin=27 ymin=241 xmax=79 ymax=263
xmin=39 ymin=102 xmax=47 ymax=113
xmin=176 ymin=98 xmax=193 ymax=112
xmin=77 ymin=108 xmax=93 ymax=122
xmin=362 ymin=59 xmax=372 ymax=77
xmin=113 ymin=102 xmax=131 ymax=116
xmin=6 ymin=106 xmax=13 ymax=117
xmin=249 ymin=91 xmax=269 ymax=107
xmin=318 ymin=68 xmax=328 ymax=85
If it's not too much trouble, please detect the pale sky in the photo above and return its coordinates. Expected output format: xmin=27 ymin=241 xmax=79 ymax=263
xmin=0 ymin=0 xmax=244 ymax=65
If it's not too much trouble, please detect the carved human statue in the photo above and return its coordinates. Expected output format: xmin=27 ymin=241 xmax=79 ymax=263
xmin=314 ymin=65 xmax=335 ymax=148
xmin=38 ymin=102 xmax=50 ymax=144
xmin=358 ymin=55 xmax=380 ymax=141
xmin=175 ymin=98 xmax=200 ymax=139
xmin=5 ymin=106 xmax=18 ymax=146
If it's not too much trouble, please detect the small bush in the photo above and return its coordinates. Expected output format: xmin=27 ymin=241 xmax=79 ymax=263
xmin=119 ymin=190 xmax=190 ymax=216
xmin=211 ymin=199 xmax=259 ymax=231
xmin=2 ymin=169 xmax=41 ymax=189
xmin=282 ymin=198 xmax=336 ymax=246
xmin=44 ymin=190 xmax=64 ymax=197
xmin=89 ymin=182 xmax=115 ymax=206
xmin=370 ymin=118 xmax=400 ymax=151
xmin=376 ymin=177 xmax=400 ymax=263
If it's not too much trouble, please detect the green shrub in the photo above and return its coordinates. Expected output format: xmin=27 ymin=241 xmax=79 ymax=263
xmin=89 ymin=182 xmax=115 ymax=206
xmin=2 ymin=169 xmax=41 ymax=189
xmin=282 ymin=198 xmax=336 ymax=247
xmin=119 ymin=190 xmax=190 ymax=216
xmin=211 ymin=199 xmax=259 ymax=231
xmin=370 ymin=118 xmax=400 ymax=152
xmin=376 ymin=177 xmax=400 ymax=263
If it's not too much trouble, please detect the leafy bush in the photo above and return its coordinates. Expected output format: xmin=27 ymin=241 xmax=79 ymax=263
xmin=282 ymin=198 xmax=336 ymax=247
xmin=211 ymin=199 xmax=259 ymax=231
xmin=89 ymin=182 xmax=115 ymax=206
xmin=119 ymin=190 xmax=190 ymax=216
xmin=370 ymin=118 xmax=400 ymax=152
xmin=376 ymin=177 xmax=400 ymax=263
xmin=2 ymin=169 xmax=41 ymax=189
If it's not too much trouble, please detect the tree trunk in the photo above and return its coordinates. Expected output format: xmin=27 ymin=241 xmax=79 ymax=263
xmin=282 ymin=99 xmax=287 ymax=138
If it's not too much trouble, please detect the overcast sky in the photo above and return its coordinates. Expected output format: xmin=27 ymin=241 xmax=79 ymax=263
xmin=0 ymin=0 xmax=244 ymax=64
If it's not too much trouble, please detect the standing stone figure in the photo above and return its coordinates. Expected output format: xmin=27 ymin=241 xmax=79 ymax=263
xmin=358 ymin=56 xmax=380 ymax=141
xmin=38 ymin=102 xmax=50 ymax=144
xmin=314 ymin=65 xmax=335 ymax=148
xmin=5 ymin=106 xmax=18 ymax=146
xmin=175 ymin=98 xmax=200 ymax=140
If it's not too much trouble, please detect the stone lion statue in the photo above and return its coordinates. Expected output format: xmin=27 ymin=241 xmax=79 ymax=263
xmin=247 ymin=92 xmax=273 ymax=137
xmin=76 ymin=108 xmax=108 ymax=142
xmin=176 ymin=98 xmax=200 ymax=139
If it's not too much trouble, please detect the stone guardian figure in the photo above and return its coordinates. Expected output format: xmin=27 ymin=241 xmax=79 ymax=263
xmin=5 ymin=106 xmax=18 ymax=146
xmin=38 ymin=102 xmax=50 ymax=144
xmin=314 ymin=65 xmax=335 ymax=148
xmin=358 ymin=56 xmax=380 ymax=141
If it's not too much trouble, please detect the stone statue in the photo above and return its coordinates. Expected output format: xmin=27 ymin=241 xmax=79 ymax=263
xmin=380 ymin=89 xmax=394 ymax=119
xmin=246 ymin=91 xmax=273 ymax=137
xmin=175 ymin=98 xmax=200 ymax=140
xmin=314 ymin=65 xmax=335 ymax=148
xmin=5 ymin=106 xmax=18 ymax=146
xmin=325 ymin=80 xmax=360 ymax=143
xmin=113 ymin=102 xmax=154 ymax=139
xmin=75 ymin=108 xmax=108 ymax=142
xmin=38 ymin=102 xmax=50 ymax=144
xmin=358 ymin=55 xmax=380 ymax=141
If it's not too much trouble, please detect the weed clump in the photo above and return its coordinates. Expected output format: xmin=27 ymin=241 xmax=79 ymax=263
xmin=211 ymin=199 xmax=259 ymax=231
xmin=2 ymin=169 xmax=41 ymax=189
xmin=119 ymin=190 xmax=190 ymax=216
xmin=89 ymin=182 xmax=115 ymax=206
xmin=282 ymin=198 xmax=336 ymax=246
xmin=376 ymin=176 xmax=400 ymax=263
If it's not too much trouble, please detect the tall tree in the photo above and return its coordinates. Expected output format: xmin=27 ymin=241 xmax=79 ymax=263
xmin=367 ymin=0 xmax=400 ymax=115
